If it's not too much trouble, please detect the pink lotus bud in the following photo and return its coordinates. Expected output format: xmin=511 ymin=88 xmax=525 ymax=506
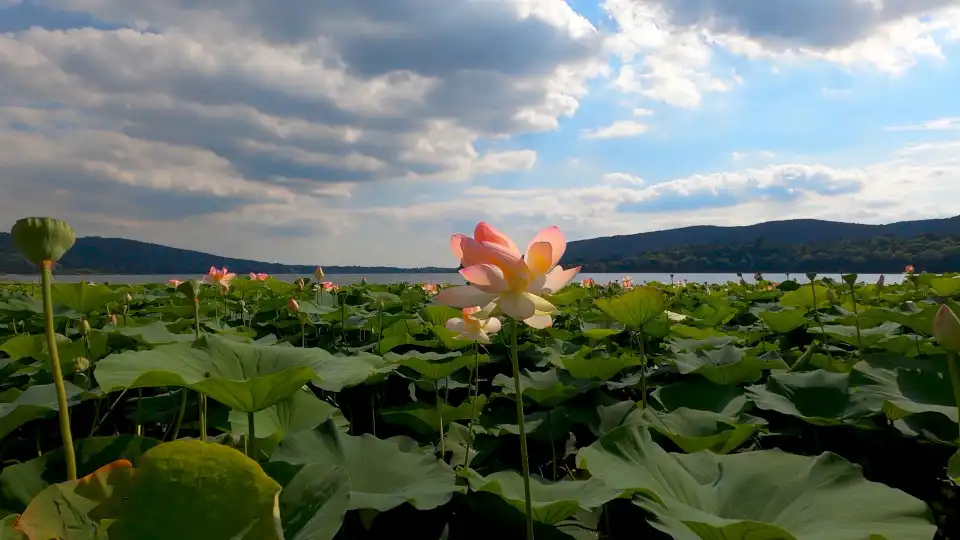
xmin=314 ymin=267 xmax=325 ymax=281
xmin=904 ymin=265 xmax=915 ymax=274
xmin=287 ymin=297 xmax=300 ymax=314
xmin=168 ymin=279 xmax=182 ymax=288
xmin=109 ymin=314 xmax=118 ymax=325
xmin=933 ymin=304 xmax=960 ymax=353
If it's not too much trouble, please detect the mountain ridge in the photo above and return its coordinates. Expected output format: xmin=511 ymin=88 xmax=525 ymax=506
xmin=2 ymin=215 xmax=959 ymax=274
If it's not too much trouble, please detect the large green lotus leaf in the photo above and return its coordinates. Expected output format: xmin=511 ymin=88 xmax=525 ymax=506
xmin=103 ymin=320 xmax=196 ymax=345
xmin=758 ymin=308 xmax=809 ymax=333
xmin=16 ymin=440 xmax=283 ymax=540
xmin=810 ymin=322 xmax=901 ymax=349
xmin=419 ymin=305 xmax=463 ymax=326
xmin=312 ymin=353 xmax=398 ymax=392
xmin=381 ymin=395 xmax=487 ymax=435
xmin=634 ymin=407 xmax=766 ymax=454
xmin=930 ymin=276 xmax=960 ymax=297
xmin=579 ymin=320 xmax=624 ymax=340
xmin=384 ymin=350 xmax=485 ymax=380
xmin=745 ymin=370 xmax=873 ymax=426
xmin=493 ymin=369 xmax=591 ymax=407
xmin=673 ymin=345 xmax=788 ymax=385
xmin=271 ymin=420 xmax=460 ymax=512
xmin=460 ymin=468 xmax=624 ymax=525
xmin=0 ymin=383 xmax=98 ymax=440
xmin=276 ymin=463 xmax=350 ymax=540
xmin=0 ymin=333 xmax=69 ymax=361
xmin=94 ymin=336 xmax=323 ymax=412
xmin=0 ymin=436 xmax=160 ymax=514
xmin=0 ymin=515 xmax=21 ymax=539
xmin=848 ymin=354 xmax=958 ymax=440
xmin=562 ymin=351 xmax=639 ymax=382
xmin=594 ymin=286 xmax=665 ymax=327
xmin=228 ymin=387 xmax=340 ymax=439
xmin=780 ymin=284 xmax=832 ymax=310
xmin=428 ymin=324 xmax=478 ymax=350
xmin=650 ymin=378 xmax=749 ymax=417
xmin=51 ymin=282 xmax=118 ymax=314
xmin=577 ymin=426 xmax=937 ymax=540
xmin=859 ymin=305 xmax=938 ymax=335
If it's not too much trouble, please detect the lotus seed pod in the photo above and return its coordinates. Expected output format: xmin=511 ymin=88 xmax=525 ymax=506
xmin=933 ymin=304 xmax=960 ymax=353
xmin=73 ymin=356 xmax=91 ymax=373
xmin=80 ymin=318 xmax=91 ymax=335
xmin=805 ymin=272 xmax=817 ymax=281
xmin=842 ymin=273 xmax=857 ymax=287
xmin=10 ymin=217 xmax=76 ymax=266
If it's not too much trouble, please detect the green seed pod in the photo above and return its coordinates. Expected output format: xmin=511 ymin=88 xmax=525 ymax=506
xmin=842 ymin=273 xmax=858 ymax=287
xmin=73 ymin=356 xmax=91 ymax=373
xmin=80 ymin=318 xmax=91 ymax=336
xmin=10 ymin=217 xmax=76 ymax=266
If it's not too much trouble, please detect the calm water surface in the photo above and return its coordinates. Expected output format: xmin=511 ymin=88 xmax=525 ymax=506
xmin=1 ymin=272 xmax=904 ymax=285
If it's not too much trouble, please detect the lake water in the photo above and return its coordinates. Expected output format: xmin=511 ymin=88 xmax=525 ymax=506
xmin=1 ymin=272 xmax=902 ymax=286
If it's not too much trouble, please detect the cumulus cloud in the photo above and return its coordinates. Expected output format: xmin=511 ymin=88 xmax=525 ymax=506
xmin=581 ymin=120 xmax=649 ymax=139
xmin=885 ymin=117 xmax=960 ymax=131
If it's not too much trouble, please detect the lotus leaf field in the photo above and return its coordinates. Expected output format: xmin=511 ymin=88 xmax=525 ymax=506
xmin=1 ymin=218 xmax=960 ymax=540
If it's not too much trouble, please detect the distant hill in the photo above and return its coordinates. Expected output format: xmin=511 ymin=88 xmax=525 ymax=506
xmin=2 ymin=215 xmax=959 ymax=275
xmin=0 ymin=234 xmax=455 ymax=275
xmin=565 ymin=216 xmax=960 ymax=264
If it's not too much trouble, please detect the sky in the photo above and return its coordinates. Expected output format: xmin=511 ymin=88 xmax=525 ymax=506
xmin=1 ymin=0 xmax=959 ymax=267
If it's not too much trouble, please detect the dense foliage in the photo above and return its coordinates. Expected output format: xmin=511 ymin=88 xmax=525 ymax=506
xmin=0 ymin=271 xmax=958 ymax=538
xmin=581 ymin=233 xmax=960 ymax=273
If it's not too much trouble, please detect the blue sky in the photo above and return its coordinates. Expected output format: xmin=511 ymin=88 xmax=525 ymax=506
xmin=1 ymin=0 xmax=959 ymax=266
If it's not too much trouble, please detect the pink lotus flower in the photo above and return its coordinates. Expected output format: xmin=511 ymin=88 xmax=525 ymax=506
xmin=168 ymin=279 xmax=182 ymax=288
xmin=287 ymin=297 xmax=300 ymax=314
xmin=204 ymin=266 xmax=236 ymax=293
xmin=423 ymin=283 xmax=439 ymax=295
xmin=581 ymin=278 xmax=596 ymax=287
xmin=435 ymin=222 xmax=580 ymax=329
xmin=249 ymin=272 xmax=269 ymax=281
xmin=622 ymin=276 xmax=633 ymax=288
xmin=905 ymin=265 xmax=915 ymax=274
xmin=322 ymin=281 xmax=339 ymax=291
xmin=445 ymin=306 xmax=502 ymax=344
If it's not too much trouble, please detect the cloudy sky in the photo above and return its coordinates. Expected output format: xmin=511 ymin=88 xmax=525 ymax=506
xmin=1 ymin=0 xmax=959 ymax=267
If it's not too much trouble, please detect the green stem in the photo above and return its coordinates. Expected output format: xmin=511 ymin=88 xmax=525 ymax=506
xmin=41 ymin=261 xmax=77 ymax=480
xmin=509 ymin=319 xmax=535 ymax=540
xmin=199 ymin=394 xmax=207 ymax=443
xmin=377 ymin=309 xmax=384 ymax=355
xmin=436 ymin=381 xmax=445 ymax=459
xmin=548 ymin=408 xmax=557 ymax=481
xmin=166 ymin=388 xmax=188 ymax=441
xmin=849 ymin=284 xmax=862 ymax=350
xmin=637 ymin=329 xmax=647 ymax=410
xmin=948 ymin=352 xmax=960 ymax=444
xmin=464 ymin=342 xmax=482 ymax=468
xmin=247 ymin=411 xmax=257 ymax=460
xmin=300 ymin=318 xmax=306 ymax=348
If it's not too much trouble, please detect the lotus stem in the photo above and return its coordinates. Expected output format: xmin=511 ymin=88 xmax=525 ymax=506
xmin=41 ymin=260 xmax=77 ymax=480
xmin=948 ymin=352 xmax=960 ymax=444
xmin=247 ymin=411 xmax=257 ymax=460
xmin=436 ymin=381 xmax=445 ymax=458
xmin=167 ymin=388 xmax=188 ymax=441
xmin=464 ymin=342 xmax=481 ymax=468
xmin=509 ymin=319 xmax=535 ymax=540
xmin=199 ymin=394 xmax=207 ymax=443
xmin=636 ymin=328 xmax=647 ymax=410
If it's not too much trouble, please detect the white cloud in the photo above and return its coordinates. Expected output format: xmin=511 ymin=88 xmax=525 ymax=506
xmin=581 ymin=119 xmax=649 ymax=139
xmin=885 ymin=117 xmax=960 ymax=131
xmin=602 ymin=172 xmax=645 ymax=185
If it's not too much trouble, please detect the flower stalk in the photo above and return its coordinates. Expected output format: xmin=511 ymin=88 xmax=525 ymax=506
xmin=41 ymin=260 xmax=77 ymax=480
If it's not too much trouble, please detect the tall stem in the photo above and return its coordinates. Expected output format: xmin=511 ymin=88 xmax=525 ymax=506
xmin=199 ymin=394 xmax=207 ymax=443
xmin=509 ymin=319 xmax=534 ymax=540
xmin=464 ymin=342 xmax=482 ymax=468
xmin=247 ymin=411 xmax=257 ymax=460
xmin=436 ymin=381 xmax=446 ymax=458
xmin=41 ymin=260 xmax=76 ymax=480
xmin=637 ymin=329 xmax=647 ymax=410
xmin=948 ymin=352 xmax=960 ymax=443
xmin=167 ymin=389 xmax=188 ymax=441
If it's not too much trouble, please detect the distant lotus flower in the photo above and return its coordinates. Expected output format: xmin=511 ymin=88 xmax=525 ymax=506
xmin=249 ymin=272 xmax=269 ymax=281
xmin=204 ymin=266 xmax=236 ymax=293
xmin=904 ymin=265 xmax=915 ymax=274
xmin=445 ymin=306 xmax=502 ymax=344
xmin=581 ymin=278 xmax=596 ymax=287
xmin=287 ymin=297 xmax=300 ymax=314
xmin=435 ymin=222 xmax=580 ymax=329
xmin=322 ymin=281 xmax=339 ymax=291
xmin=168 ymin=279 xmax=182 ymax=288
xmin=622 ymin=276 xmax=633 ymax=288
xmin=314 ymin=267 xmax=325 ymax=281
xmin=423 ymin=283 xmax=439 ymax=295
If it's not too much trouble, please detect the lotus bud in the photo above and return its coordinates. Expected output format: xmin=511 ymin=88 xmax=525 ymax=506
xmin=877 ymin=274 xmax=885 ymax=288
xmin=124 ymin=293 xmax=133 ymax=303
xmin=842 ymin=273 xmax=857 ymax=287
xmin=287 ymin=297 xmax=300 ymax=314
xmin=904 ymin=264 xmax=915 ymax=275
xmin=314 ymin=267 xmax=324 ymax=281
xmin=108 ymin=314 xmax=118 ymax=325
xmin=73 ymin=356 xmax=91 ymax=373
xmin=80 ymin=318 xmax=91 ymax=336
xmin=10 ymin=217 xmax=76 ymax=266
xmin=933 ymin=304 xmax=960 ymax=353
